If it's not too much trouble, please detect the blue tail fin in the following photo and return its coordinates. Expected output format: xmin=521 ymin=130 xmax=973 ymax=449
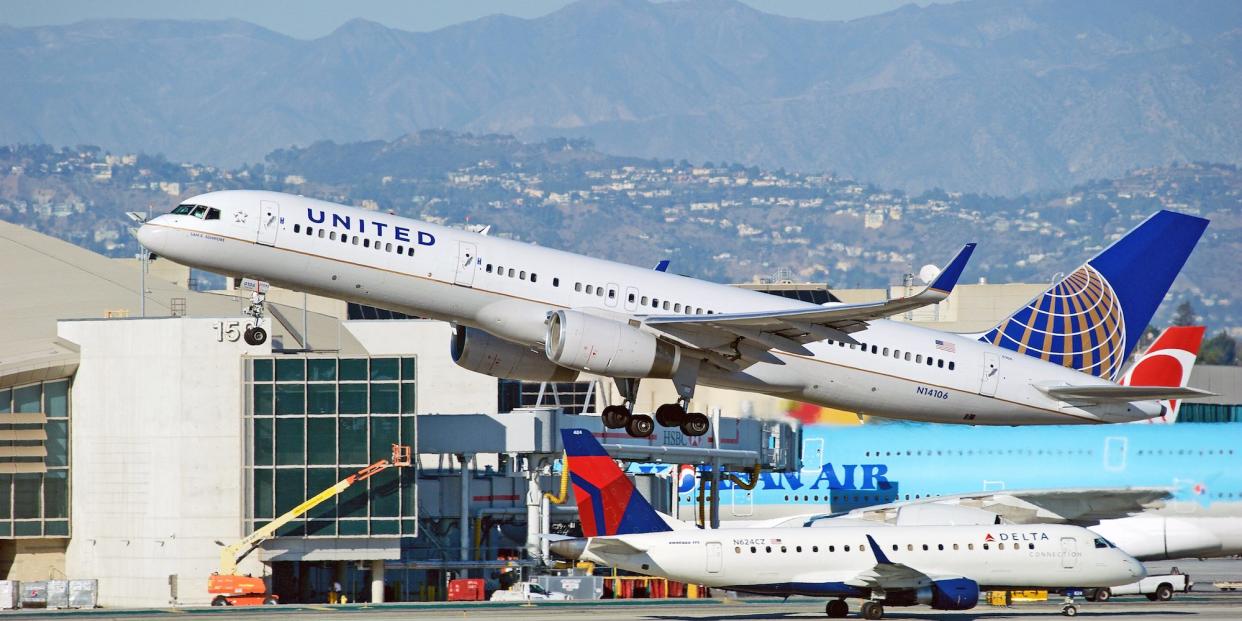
xmin=561 ymin=429 xmax=671 ymax=537
xmin=980 ymin=210 xmax=1208 ymax=381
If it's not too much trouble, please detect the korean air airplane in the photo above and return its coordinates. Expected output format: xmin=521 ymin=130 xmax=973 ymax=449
xmin=552 ymin=429 xmax=1144 ymax=620
xmin=137 ymin=191 xmax=1209 ymax=437
xmin=665 ymin=329 xmax=1239 ymax=560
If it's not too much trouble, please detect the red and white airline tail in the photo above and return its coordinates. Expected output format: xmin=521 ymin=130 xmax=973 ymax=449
xmin=1122 ymin=326 xmax=1205 ymax=424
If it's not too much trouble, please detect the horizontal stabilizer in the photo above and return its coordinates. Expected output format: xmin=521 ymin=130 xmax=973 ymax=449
xmin=1040 ymin=384 xmax=1216 ymax=402
xmin=585 ymin=537 xmax=649 ymax=557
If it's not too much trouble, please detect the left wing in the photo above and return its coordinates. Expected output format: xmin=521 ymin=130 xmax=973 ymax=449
xmin=1038 ymin=384 xmax=1215 ymax=402
xmin=643 ymin=244 xmax=976 ymax=357
xmin=845 ymin=535 xmax=942 ymax=590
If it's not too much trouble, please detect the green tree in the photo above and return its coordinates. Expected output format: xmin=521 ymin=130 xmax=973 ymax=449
xmin=1199 ymin=331 xmax=1238 ymax=365
xmin=1172 ymin=301 xmax=1197 ymax=327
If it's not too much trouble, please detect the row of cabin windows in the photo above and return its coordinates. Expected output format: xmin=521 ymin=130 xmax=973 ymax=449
xmin=479 ymin=264 xmax=720 ymax=316
xmin=485 ymin=262 xmax=547 ymax=285
xmin=734 ymin=541 xmax=1043 ymax=555
xmin=294 ymin=224 xmax=416 ymax=257
xmin=827 ymin=338 xmax=955 ymax=371
xmin=864 ymin=448 xmax=1099 ymax=457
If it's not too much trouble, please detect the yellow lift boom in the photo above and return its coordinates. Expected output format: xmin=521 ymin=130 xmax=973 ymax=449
xmin=208 ymin=444 xmax=413 ymax=606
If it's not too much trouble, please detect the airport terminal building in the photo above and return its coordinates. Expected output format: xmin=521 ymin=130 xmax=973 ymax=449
xmin=1 ymin=220 xmax=1238 ymax=607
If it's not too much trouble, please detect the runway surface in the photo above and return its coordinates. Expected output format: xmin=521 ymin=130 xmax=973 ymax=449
xmin=8 ymin=558 xmax=1240 ymax=620
xmin=6 ymin=592 xmax=1242 ymax=621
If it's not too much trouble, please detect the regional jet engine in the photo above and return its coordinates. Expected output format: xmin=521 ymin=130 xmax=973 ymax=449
xmin=451 ymin=325 xmax=579 ymax=382
xmin=545 ymin=310 xmax=681 ymax=378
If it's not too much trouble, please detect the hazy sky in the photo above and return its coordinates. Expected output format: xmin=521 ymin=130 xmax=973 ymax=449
xmin=3 ymin=1 xmax=955 ymax=38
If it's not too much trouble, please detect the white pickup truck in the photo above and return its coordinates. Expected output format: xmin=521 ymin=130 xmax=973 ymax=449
xmin=489 ymin=581 xmax=569 ymax=602
xmin=1088 ymin=568 xmax=1192 ymax=602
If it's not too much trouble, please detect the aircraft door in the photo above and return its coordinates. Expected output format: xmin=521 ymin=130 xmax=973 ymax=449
xmin=706 ymin=542 xmax=723 ymax=574
xmin=980 ymin=353 xmax=1000 ymax=397
xmin=1060 ymin=537 xmax=1078 ymax=569
xmin=624 ymin=286 xmax=639 ymax=312
xmin=257 ymin=200 xmax=280 ymax=246
xmin=455 ymin=242 xmax=477 ymax=287
xmin=1104 ymin=436 xmax=1127 ymax=472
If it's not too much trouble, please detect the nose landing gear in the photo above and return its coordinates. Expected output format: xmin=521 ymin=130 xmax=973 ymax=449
xmin=241 ymin=278 xmax=269 ymax=346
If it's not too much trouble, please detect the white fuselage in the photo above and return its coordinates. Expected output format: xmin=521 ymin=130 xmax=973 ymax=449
xmin=138 ymin=190 xmax=1162 ymax=425
xmin=573 ymin=524 xmax=1143 ymax=594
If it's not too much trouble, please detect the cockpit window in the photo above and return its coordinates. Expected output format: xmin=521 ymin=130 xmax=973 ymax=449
xmin=172 ymin=204 xmax=194 ymax=215
xmin=1093 ymin=537 xmax=1113 ymax=549
xmin=191 ymin=205 xmax=208 ymax=219
xmin=205 ymin=207 xmax=220 ymax=220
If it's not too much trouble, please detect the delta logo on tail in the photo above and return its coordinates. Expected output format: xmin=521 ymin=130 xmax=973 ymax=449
xmin=980 ymin=211 xmax=1208 ymax=381
xmin=1124 ymin=326 xmax=1205 ymax=424
xmin=561 ymin=429 xmax=671 ymax=537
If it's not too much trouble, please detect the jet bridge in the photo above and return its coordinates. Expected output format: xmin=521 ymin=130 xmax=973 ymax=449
xmin=417 ymin=408 xmax=800 ymax=563
xmin=417 ymin=408 xmax=799 ymax=471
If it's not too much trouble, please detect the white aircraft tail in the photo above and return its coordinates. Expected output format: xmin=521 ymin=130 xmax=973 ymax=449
xmin=1122 ymin=326 xmax=1205 ymax=424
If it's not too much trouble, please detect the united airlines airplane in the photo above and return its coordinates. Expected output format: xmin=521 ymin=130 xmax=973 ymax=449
xmin=137 ymin=191 xmax=1209 ymax=436
xmin=553 ymin=429 xmax=1143 ymax=619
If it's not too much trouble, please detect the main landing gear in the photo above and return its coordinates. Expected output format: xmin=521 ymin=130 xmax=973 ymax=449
xmin=858 ymin=600 xmax=884 ymax=620
xmin=825 ymin=598 xmax=849 ymax=618
xmin=601 ymin=378 xmax=710 ymax=438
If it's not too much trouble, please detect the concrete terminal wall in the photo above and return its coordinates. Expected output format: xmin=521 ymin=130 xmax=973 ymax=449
xmin=58 ymin=317 xmax=269 ymax=607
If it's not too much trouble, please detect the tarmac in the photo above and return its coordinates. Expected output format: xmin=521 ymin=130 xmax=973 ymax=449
xmin=5 ymin=558 xmax=1239 ymax=621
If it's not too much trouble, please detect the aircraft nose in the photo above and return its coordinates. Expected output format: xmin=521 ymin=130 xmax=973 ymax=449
xmin=136 ymin=223 xmax=162 ymax=254
xmin=1129 ymin=557 xmax=1146 ymax=578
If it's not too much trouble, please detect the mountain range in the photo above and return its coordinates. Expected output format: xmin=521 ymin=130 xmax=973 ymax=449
xmin=3 ymin=0 xmax=1240 ymax=194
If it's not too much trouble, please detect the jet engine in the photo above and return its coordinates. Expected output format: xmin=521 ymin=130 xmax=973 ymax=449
xmin=883 ymin=578 xmax=979 ymax=610
xmin=451 ymin=325 xmax=579 ymax=382
xmin=545 ymin=310 xmax=681 ymax=378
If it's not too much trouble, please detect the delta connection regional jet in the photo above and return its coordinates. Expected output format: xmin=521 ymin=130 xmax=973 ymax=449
xmin=137 ymin=191 xmax=1210 ymax=437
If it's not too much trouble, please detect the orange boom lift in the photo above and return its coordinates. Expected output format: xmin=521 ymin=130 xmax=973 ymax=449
xmin=208 ymin=444 xmax=413 ymax=606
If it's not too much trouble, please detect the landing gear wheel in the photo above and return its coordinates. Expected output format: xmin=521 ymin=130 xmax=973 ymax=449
xmin=244 ymin=326 xmax=267 ymax=346
xmin=263 ymin=595 xmax=279 ymax=605
xmin=860 ymin=600 xmax=884 ymax=620
xmin=825 ymin=599 xmax=848 ymax=618
xmin=211 ymin=595 xmax=230 ymax=607
xmin=1092 ymin=588 xmax=1111 ymax=602
xmin=655 ymin=403 xmax=686 ymax=427
xmin=680 ymin=412 xmax=710 ymax=437
xmin=1061 ymin=604 xmax=1078 ymax=617
xmin=626 ymin=414 xmax=655 ymax=438
xmin=1154 ymin=583 xmax=1174 ymax=601
xmin=601 ymin=404 xmax=631 ymax=429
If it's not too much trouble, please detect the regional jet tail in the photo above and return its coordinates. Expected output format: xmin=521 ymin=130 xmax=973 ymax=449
xmin=554 ymin=429 xmax=1144 ymax=620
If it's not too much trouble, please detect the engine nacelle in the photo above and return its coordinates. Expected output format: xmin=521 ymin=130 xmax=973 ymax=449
xmin=451 ymin=325 xmax=579 ymax=382
xmin=545 ymin=310 xmax=680 ymax=378
xmin=883 ymin=578 xmax=978 ymax=610
xmin=1091 ymin=516 xmax=1223 ymax=560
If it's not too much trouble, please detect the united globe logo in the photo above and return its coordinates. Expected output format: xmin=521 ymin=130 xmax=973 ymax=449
xmin=982 ymin=264 xmax=1127 ymax=381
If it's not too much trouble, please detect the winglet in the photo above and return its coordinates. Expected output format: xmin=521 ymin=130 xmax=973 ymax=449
xmin=928 ymin=243 xmax=976 ymax=293
xmin=654 ymin=259 xmax=670 ymax=272
xmin=865 ymin=534 xmax=893 ymax=565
